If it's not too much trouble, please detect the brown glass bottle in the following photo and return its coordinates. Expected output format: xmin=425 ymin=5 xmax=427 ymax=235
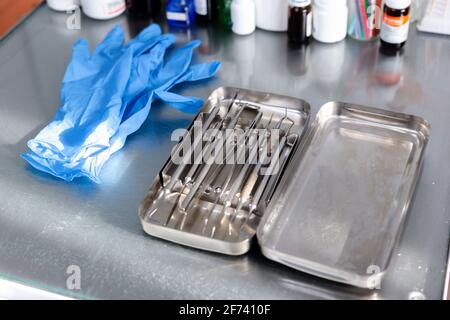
xmin=195 ymin=0 xmax=217 ymax=24
xmin=380 ymin=0 xmax=411 ymax=52
xmin=288 ymin=0 xmax=312 ymax=44
xmin=127 ymin=0 xmax=161 ymax=18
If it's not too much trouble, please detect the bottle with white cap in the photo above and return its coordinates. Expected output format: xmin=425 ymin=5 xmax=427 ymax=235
xmin=231 ymin=0 xmax=256 ymax=35
xmin=47 ymin=0 xmax=80 ymax=11
xmin=312 ymin=0 xmax=348 ymax=43
xmin=380 ymin=0 xmax=411 ymax=52
xmin=80 ymin=0 xmax=126 ymax=20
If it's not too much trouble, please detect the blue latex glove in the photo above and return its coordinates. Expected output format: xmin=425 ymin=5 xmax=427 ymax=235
xmin=25 ymin=25 xmax=171 ymax=163
xmin=22 ymin=24 xmax=221 ymax=182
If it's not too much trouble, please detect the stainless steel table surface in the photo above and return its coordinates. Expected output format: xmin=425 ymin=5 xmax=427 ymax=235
xmin=0 ymin=5 xmax=449 ymax=300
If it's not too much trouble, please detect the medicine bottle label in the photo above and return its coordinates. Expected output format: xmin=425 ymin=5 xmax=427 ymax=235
xmin=106 ymin=0 xmax=126 ymax=16
xmin=195 ymin=0 xmax=207 ymax=15
xmin=167 ymin=11 xmax=188 ymax=21
xmin=380 ymin=11 xmax=410 ymax=44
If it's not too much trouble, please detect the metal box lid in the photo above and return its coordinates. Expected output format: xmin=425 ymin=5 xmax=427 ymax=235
xmin=256 ymin=102 xmax=430 ymax=288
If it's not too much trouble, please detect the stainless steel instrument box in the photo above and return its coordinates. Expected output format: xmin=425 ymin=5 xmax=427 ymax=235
xmin=139 ymin=87 xmax=430 ymax=288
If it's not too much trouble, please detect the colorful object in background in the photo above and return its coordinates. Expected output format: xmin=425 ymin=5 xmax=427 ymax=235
xmin=218 ymin=0 xmax=232 ymax=28
xmin=417 ymin=0 xmax=450 ymax=35
xmin=312 ymin=0 xmax=348 ymax=43
xmin=166 ymin=0 xmax=196 ymax=28
xmin=380 ymin=0 xmax=411 ymax=51
xmin=348 ymin=0 xmax=382 ymax=41
xmin=231 ymin=0 xmax=256 ymax=35
xmin=22 ymin=24 xmax=221 ymax=182
xmin=80 ymin=0 xmax=126 ymax=20
xmin=0 ymin=0 xmax=43 ymax=40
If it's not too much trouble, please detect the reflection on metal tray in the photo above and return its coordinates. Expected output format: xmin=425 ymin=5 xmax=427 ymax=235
xmin=257 ymin=102 xmax=430 ymax=288
xmin=139 ymin=87 xmax=311 ymax=255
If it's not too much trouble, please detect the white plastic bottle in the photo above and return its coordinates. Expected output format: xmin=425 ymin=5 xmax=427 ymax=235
xmin=255 ymin=0 xmax=289 ymax=32
xmin=231 ymin=0 xmax=256 ymax=35
xmin=80 ymin=0 xmax=126 ymax=20
xmin=47 ymin=0 xmax=80 ymax=11
xmin=312 ymin=0 xmax=348 ymax=43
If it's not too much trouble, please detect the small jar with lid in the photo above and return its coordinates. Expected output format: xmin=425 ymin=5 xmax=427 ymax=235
xmin=380 ymin=0 xmax=411 ymax=51
xmin=231 ymin=0 xmax=256 ymax=35
xmin=288 ymin=0 xmax=312 ymax=44
xmin=312 ymin=0 xmax=348 ymax=43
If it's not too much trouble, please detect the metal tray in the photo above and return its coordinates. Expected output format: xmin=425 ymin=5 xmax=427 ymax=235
xmin=256 ymin=102 xmax=430 ymax=288
xmin=139 ymin=87 xmax=311 ymax=255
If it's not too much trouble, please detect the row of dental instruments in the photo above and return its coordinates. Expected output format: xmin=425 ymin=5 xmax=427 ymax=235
xmin=148 ymin=91 xmax=300 ymax=241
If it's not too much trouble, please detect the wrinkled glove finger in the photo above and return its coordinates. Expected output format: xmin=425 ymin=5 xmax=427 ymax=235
xmin=63 ymin=39 xmax=93 ymax=82
xmin=93 ymin=25 xmax=125 ymax=58
xmin=125 ymin=24 xmax=164 ymax=55
xmin=185 ymin=62 xmax=221 ymax=81
xmin=154 ymin=90 xmax=204 ymax=114
xmin=72 ymin=39 xmax=90 ymax=60
xmin=155 ymin=40 xmax=201 ymax=86
xmin=123 ymin=35 xmax=176 ymax=103
xmin=164 ymin=61 xmax=221 ymax=89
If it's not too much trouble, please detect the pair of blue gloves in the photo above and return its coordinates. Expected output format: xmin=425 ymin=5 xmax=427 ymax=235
xmin=22 ymin=24 xmax=220 ymax=183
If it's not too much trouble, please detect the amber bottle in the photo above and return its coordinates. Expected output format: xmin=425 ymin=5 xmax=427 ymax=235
xmin=288 ymin=0 xmax=312 ymax=44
